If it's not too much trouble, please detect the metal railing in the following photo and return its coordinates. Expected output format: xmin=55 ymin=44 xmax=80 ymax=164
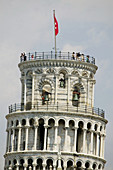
xmin=8 ymin=101 xmax=105 ymax=118
xmin=20 ymin=51 xmax=95 ymax=65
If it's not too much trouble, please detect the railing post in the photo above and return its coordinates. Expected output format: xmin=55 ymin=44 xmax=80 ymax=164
xmin=35 ymin=52 xmax=37 ymax=59
xmin=68 ymin=52 xmax=70 ymax=59
xmin=29 ymin=53 xmax=30 ymax=60
xmin=15 ymin=103 xmax=16 ymax=112
xmin=51 ymin=51 xmax=52 ymax=59
xmin=57 ymin=102 xmax=58 ymax=111
xmin=98 ymin=108 xmax=100 ymax=116
xmin=9 ymin=106 xmax=10 ymax=113
xmin=67 ymin=102 xmax=68 ymax=111
xmin=92 ymin=107 xmax=94 ymax=114
xmin=47 ymin=101 xmax=48 ymax=110
xmin=85 ymin=105 xmax=87 ymax=113
xmin=11 ymin=105 xmax=13 ymax=113
xmin=42 ymin=52 xmax=44 ymax=59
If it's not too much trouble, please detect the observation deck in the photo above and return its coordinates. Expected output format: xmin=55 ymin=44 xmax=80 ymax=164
xmin=20 ymin=51 xmax=95 ymax=64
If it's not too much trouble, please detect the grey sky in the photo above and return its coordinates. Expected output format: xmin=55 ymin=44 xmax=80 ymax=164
xmin=0 ymin=0 xmax=113 ymax=169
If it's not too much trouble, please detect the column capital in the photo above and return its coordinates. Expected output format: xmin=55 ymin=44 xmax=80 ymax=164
xmin=23 ymin=163 xmax=28 ymax=168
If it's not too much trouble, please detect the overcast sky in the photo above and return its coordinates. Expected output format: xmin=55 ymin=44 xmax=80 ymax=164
xmin=0 ymin=0 xmax=113 ymax=169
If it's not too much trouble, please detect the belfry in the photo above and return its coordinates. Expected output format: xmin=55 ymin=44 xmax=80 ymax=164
xmin=4 ymin=51 xmax=107 ymax=170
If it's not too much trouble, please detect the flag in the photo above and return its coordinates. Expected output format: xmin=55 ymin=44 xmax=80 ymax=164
xmin=54 ymin=13 xmax=59 ymax=36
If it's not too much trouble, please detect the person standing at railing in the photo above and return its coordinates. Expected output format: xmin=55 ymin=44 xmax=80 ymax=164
xmin=86 ymin=55 xmax=90 ymax=63
xmin=20 ymin=52 xmax=27 ymax=62
xmin=72 ymin=52 xmax=75 ymax=60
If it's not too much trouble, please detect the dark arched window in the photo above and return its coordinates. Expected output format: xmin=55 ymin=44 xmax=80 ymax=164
xmin=72 ymin=86 xmax=80 ymax=107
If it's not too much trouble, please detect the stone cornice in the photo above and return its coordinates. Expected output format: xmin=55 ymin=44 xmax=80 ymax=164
xmin=6 ymin=110 xmax=108 ymax=124
xmin=18 ymin=60 xmax=98 ymax=74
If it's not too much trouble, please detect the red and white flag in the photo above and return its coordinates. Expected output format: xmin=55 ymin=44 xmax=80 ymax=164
xmin=54 ymin=13 xmax=59 ymax=36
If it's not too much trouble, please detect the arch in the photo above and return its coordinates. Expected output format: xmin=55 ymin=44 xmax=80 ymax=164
xmin=29 ymin=118 xmax=35 ymax=126
xmin=11 ymin=120 xmax=13 ymax=126
xmin=38 ymin=78 xmax=54 ymax=94
xmin=37 ymin=158 xmax=43 ymax=170
xmin=13 ymin=159 xmax=17 ymax=165
xmin=67 ymin=160 xmax=74 ymax=170
xmin=42 ymin=83 xmax=52 ymax=105
xmin=58 ymin=68 xmax=69 ymax=75
xmin=71 ymin=70 xmax=80 ymax=77
xmin=26 ymin=70 xmax=32 ymax=76
xmin=69 ymin=120 xmax=75 ymax=128
xmin=76 ymin=160 xmax=82 ymax=168
xmin=98 ymin=164 xmax=102 ymax=169
xmin=85 ymin=161 xmax=90 ymax=169
xmin=94 ymin=124 xmax=98 ymax=131
xmin=72 ymin=86 xmax=80 ymax=107
xmin=21 ymin=119 xmax=26 ymax=126
xmin=57 ymin=118 xmax=66 ymax=126
xmin=15 ymin=120 xmax=19 ymax=127
xmin=38 ymin=118 xmax=45 ymax=150
xmin=27 ymin=158 xmax=33 ymax=170
xmin=48 ymin=118 xmax=55 ymax=127
xmin=87 ymin=122 xmax=92 ymax=130
xmin=76 ymin=121 xmax=84 ymax=153
xmin=92 ymin=162 xmax=97 ymax=169
xmin=46 ymin=158 xmax=54 ymax=170
xmin=82 ymin=71 xmax=89 ymax=78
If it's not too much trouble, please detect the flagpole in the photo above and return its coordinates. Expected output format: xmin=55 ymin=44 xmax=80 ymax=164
xmin=53 ymin=10 xmax=57 ymax=55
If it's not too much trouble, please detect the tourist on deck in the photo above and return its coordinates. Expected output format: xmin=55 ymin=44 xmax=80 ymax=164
xmin=86 ymin=55 xmax=90 ymax=63
xmin=76 ymin=52 xmax=81 ymax=60
xmin=72 ymin=52 xmax=75 ymax=60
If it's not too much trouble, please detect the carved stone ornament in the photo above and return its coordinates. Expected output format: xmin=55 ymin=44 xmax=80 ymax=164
xmin=46 ymin=68 xmax=55 ymax=74
xmin=35 ymin=69 xmax=43 ymax=74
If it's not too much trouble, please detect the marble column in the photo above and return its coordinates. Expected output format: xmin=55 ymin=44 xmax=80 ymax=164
xmin=34 ymin=126 xmax=38 ymax=150
xmin=67 ymin=75 xmax=70 ymax=103
xmin=25 ymin=127 xmax=29 ymax=150
xmin=55 ymin=74 xmax=58 ymax=104
xmin=83 ymin=129 xmax=86 ymax=153
xmin=24 ymin=78 xmax=27 ymax=110
xmin=8 ymin=129 xmax=11 ymax=152
xmin=74 ymin=127 xmax=77 ymax=152
xmin=33 ymin=164 xmax=37 ymax=170
xmin=90 ymin=131 xmax=94 ymax=154
xmin=96 ymin=133 xmax=99 ymax=156
xmin=18 ymin=127 xmax=21 ymax=151
xmin=64 ymin=127 xmax=68 ymax=150
xmin=42 ymin=164 xmax=46 ymax=170
xmin=12 ymin=129 xmax=15 ymax=152
xmin=44 ymin=126 xmax=48 ymax=150
xmin=54 ymin=126 xmax=58 ymax=150
xmin=32 ymin=71 xmax=35 ymax=108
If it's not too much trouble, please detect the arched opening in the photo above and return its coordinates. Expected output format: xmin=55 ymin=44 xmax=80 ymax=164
xmin=59 ymin=73 xmax=66 ymax=88
xmin=92 ymin=163 xmax=96 ymax=170
xmin=76 ymin=161 xmax=82 ymax=170
xmin=38 ymin=119 xmax=45 ymax=150
xmin=67 ymin=160 xmax=73 ymax=170
xmin=42 ymin=84 xmax=52 ymax=105
xmin=85 ymin=162 xmax=90 ymax=170
xmin=22 ymin=119 xmax=26 ymax=126
xmin=47 ymin=119 xmax=55 ymax=150
xmin=94 ymin=124 xmax=98 ymax=131
xmin=12 ymin=159 xmax=17 ymax=170
xmin=16 ymin=120 xmax=19 ymax=126
xmin=11 ymin=120 xmax=13 ymax=126
xmin=29 ymin=118 xmax=35 ymax=126
xmin=14 ymin=129 xmax=19 ymax=151
xmin=58 ymin=119 xmax=65 ymax=151
xmin=46 ymin=159 xmax=53 ymax=170
xmin=27 ymin=159 xmax=33 ymax=170
xmin=72 ymin=86 xmax=80 ymax=107
xmin=98 ymin=164 xmax=102 ymax=169
xmin=76 ymin=121 xmax=83 ymax=153
xmin=19 ymin=159 xmax=24 ymax=170
xmin=36 ymin=159 xmax=43 ymax=170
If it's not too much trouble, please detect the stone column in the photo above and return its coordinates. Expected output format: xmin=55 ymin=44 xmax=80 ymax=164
xmin=100 ymin=135 xmax=103 ymax=157
xmin=34 ymin=126 xmax=38 ymax=150
xmin=83 ymin=129 xmax=86 ymax=153
xmin=64 ymin=127 xmax=68 ymax=150
xmin=25 ymin=127 xmax=29 ymax=150
xmin=23 ymin=163 xmax=28 ymax=170
xmin=44 ymin=126 xmax=48 ymax=150
xmin=54 ymin=126 xmax=58 ymax=150
xmin=53 ymin=165 xmax=56 ymax=170
xmin=6 ymin=130 xmax=9 ymax=152
xmin=18 ymin=127 xmax=21 ymax=151
xmin=90 ymin=130 xmax=94 ymax=154
xmin=32 ymin=71 xmax=35 ymax=108
xmin=8 ymin=129 xmax=11 ymax=152
xmin=55 ymin=74 xmax=58 ymax=104
xmin=102 ymin=135 xmax=105 ymax=157
xmin=74 ymin=127 xmax=77 ymax=152
xmin=67 ymin=75 xmax=71 ymax=103
xmin=42 ymin=164 xmax=46 ymax=170
xmin=33 ymin=164 xmax=37 ymax=170
xmin=24 ymin=77 xmax=27 ymax=110
xmin=16 ymin=164 xmax=19 ymax=170
xmin=12 ymin=129 xmax=15 ymax=152
xmin=96 ymin=133 xmax=99 ymax=156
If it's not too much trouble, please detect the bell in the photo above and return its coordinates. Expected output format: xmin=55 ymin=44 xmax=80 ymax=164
xmin=44 ymin=94 xmax=48 ymax=101
xmin=60 ymin=80 xmax=64 ymax=87
xmin=73 ymin=94 xmax=79 ymax=101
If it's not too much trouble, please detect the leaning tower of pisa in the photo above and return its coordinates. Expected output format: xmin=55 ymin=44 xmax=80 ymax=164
xmin=4 ymin=51 xmax=107 ymax=170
